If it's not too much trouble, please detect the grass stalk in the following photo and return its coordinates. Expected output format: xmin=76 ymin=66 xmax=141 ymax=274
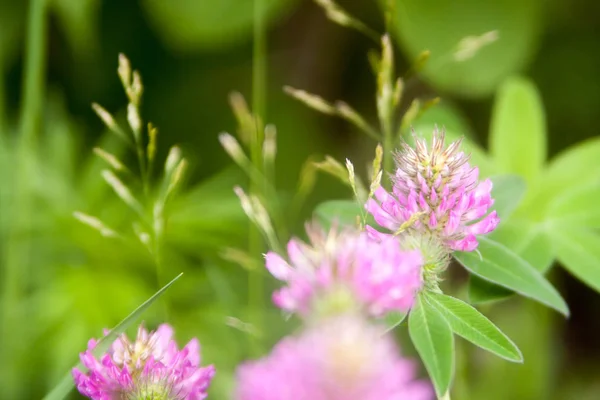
xmin=248 ymin=0 xmax=267 ymax=355
xmin=382 ymin=120 xmax=394 ymax=183
xmin=0 ymin=0 xmax=47 ymax=395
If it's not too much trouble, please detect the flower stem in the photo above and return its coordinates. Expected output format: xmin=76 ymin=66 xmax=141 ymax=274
xmin=248 ymin=0 xmax=267 ymax=356
xmin=0 ymin=0 xmax=47 ymax=395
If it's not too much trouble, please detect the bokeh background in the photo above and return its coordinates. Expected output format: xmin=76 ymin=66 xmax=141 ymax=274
xmin=1 ymin=0 xmax=599 ymax=399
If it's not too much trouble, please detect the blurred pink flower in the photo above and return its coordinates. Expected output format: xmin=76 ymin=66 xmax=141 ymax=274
xmin=366 ymin=128 xmax=499 ymax=252
xmin=265 ymin=224 xmax=423 ymax=317
xmin=72 ymin=324 xmax=215 ymax=400
xmin=236 ymin=315 xmax=433 ymax=400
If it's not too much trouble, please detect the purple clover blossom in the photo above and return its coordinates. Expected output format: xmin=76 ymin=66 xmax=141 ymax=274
xmin=264 ymin=223 xmax=423 ymax=317
xmin=366 ymin=129 xmax=499 ymax=252
xmin=235 ymin=314 xmax=433 ymax=400
xmin=72 ymin=324 xmax=215 ymax=400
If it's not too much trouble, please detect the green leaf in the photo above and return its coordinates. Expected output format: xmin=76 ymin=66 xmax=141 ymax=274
xmin=550 ymin=229 xmax=600 ymax=293
xmin=488 ymin=221 xmax=555 ymax=273
xmin=389 ymin=0 xmax=542 ymax=97
xmin=490 ymin=77 xmax=546 ymax=185
xmin=42 ymin=273 xmax=183 ymax=400
xmin=383 ymin=310 xmax=408 ymax=333
xmin=545 ymin=183 xmax=600 ymax=229
xmin=455 ymin=237 xmax=568 ymax=316
xmin=314 ymin=200 xmax=363 ymax=229
xmin=468 ymin=275 xmax=514 ymax=304
xmin=468 ymin=221 xmax=554 ymax=304
xmin=489 ymin=175 xmax=527 ymax=220
xmin=142 ymin=0 xmax=298 ymax=51
xmin=408 ymin=294 xmax=454 ymax=398
xmin=409 ymin=102 xmax=474 ymax=137
xmin=426 ymin=292 xmax=522 ymax=362
xmin=538 ymin=137 xmax=600 ymax=199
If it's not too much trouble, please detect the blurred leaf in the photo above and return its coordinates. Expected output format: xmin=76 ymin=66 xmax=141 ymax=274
xmin=551 ymin=229 xmax=600 ymax=293
xmin=43 ymin=272 xmax=182 ymax=400
xmin=142 ymin=0 xmax=299 ymax=51
xmin=390 ymin=0 xmax=542 ymax=97
xmin=426 ymin=292 xmax=522 ymax=362
xmin=409 ymin=294 xmax=454 ymax=398
xmin=173 ymin=306 xmax=242 ymax=400
xmin=0 ymin=1 xmax=25 ymax=65
xmin=168 ymin=167 xmax=247 ymax=251
xmin=488 ymin=221 xmax=554 ymax=273
xmin=456 ymin=237 xmax=568 ymax=315
xmin=531 ymin=137 xmax=600 ymax=213
xmin=544 ymin=137 xmax=600 ymax=185
xmin=490 ymin=77 xmax=546 ymax=185
xmin=466 ymin=302 xmax=553 ymax=400
xmin=545 ymin=182 xmax=600 ymax=229
xmin=49 ymin=0 xmax=99 ymax=58
xmin=313 ymin=199 xmax=362 ymax=229
xmin=489 ymin=174 xmax=526 ymax=220
xmin=409 ymin=101 xmax=473 ymax=137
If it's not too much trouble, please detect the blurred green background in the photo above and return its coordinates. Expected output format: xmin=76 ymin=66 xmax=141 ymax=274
xmin=0 ymin=0 xmax=599 ymax=399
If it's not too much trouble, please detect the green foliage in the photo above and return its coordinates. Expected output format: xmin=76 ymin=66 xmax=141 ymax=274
xmin=468 ymin=221 xmax=554 ymax=303
xmin=490 ymin=77 xmax=546 ymax=185
xmin=1 ymin=1 xmax=600 ymax=399
xmin=426 ymin=292 xmax=522 ymax=362
xmin=551 ymin=229 xmax=600 ymax=293
xmin=545 ymin=183 xmax=600 ymax=228
xmin=535 ymin=137 xmax=600 ymax=212
xmin=142 ymin=0 xmax=298 ymax=51
xmin=313 ymin=199 xmax=362 ymax=229
xmin=463 ymin=76 xmax=600 ymax=303
xmin=49 ymin=0 xmax=100 ymax=57
xmin=388 ymin=0 xmax=542 ymax=97
xmin=467 ymin=275 xmax=514 ymax=304
xmin=464 ymin=302 xmax=554 ymax=400
xmin=455 ymin=237 xmax=568 ymax=316
xmin=409 ymin=294 xmax=454 ymax=398
xmin=488 ymin=175 xmax=526 ymax=220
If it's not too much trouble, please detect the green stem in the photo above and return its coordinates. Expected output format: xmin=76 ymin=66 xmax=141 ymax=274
xmin=136 ymin=146 xmax=148 ymax=196
xmin=19 ymin=0 xmax=47 ymax=147
xmin=153 ymin=222 xmax=169 ymax=319
xmin=0 ymin=64 xmax=5 ymax=134
xmin=248 ymin=0 xmax=267 ymax=356
xmin=252 ymin=0 xmax=266 ymax=132
xmin=0 ymin=0 xmax=47 ymax=395
xmin=381 ymin=108 xmax=395 ymax=187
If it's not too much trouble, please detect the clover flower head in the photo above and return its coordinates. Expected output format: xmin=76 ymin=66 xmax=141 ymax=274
xmin=367 ymin=128 xmax=499 ymax=252
xmin=72 ymin=324 xmax=215 ymax=400
xmin=264 ymin=223 xmax=423 ymax=318
xmin=235 ymin=314 xmax=433 ymax=400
